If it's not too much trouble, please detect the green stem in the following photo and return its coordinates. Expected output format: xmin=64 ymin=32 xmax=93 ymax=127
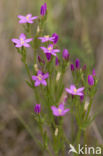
xmin=24 ymin=63 xmax=33 ymax=84
xmin=76 ymin=128 xmax=81 ymax=145
xmin=38 ymin=115 xmax=53 ymax=156
xmin=74 ymin=128 xmax=81 ymax=156
xmin=85 ymin=98 xmax=93 ymax=120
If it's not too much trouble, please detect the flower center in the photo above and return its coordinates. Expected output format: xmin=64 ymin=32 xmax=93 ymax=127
xmin=58 ymin=108 xmax=62 ymax=114
xmin=26 ymin=15 xmax=30 ymax=20
xmin=74 ymin=88 xmax=77 ymax=93
xmin=38 ymin=74 xmax=42 ymax=80
xmin=20 ymin=38 xmax=24 ymax=44
xmin=45 ymin=35 xmax=49 ymax=39
xmin=48 ymin=46 xmax=52 ymax=52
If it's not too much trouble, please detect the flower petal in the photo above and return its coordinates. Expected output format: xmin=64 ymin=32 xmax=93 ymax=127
xmin=53 ymin=49 xmax=60 ymax=53
xmin=32 ymin=75 xmax=37 ymax=81
xmin=41 ymin=80 xmax=47 ymax=86
xmin=51 ymin=106 xmax=59 ymax=116
xmin=35 ymin=81 xmax=40 ymax=86
xmin=19 ymin=19 xmax=27 ymax=23
xmin=19 ymin=33 xmax=26 ymax=39
xmin=18 ymin=15 xmax=25 ymax=19
xmin=59 ymin=103 xmax=64 ymax=110
xmin=15 ymin=44 xmax=22 ymax=48
xmin=28 ymin=20 xmax=34 ymax=23
xmin=43 ymin=73 xmax=49 ymax=79
xmin=62 ymin=109 xmax=70 ymax=115
xmin=26 ymin=13 xmax=32 ymax=17
xmin=70 ymin=84 xmax=76 ymax=90
xmin=31 ymin=16 xmax=38 ymax=20
xmin=25 ymin=38 xmax=33 ymax=42
xmin=12 ymin=39 xmax=19 ymax=44
xmin=76 ymin=92 xmax=84 ymax=96
xmin=77 ymin=87 xmax=84 ymax=92
xmin=65 ymin=88 xmax=73 ymax=94
xmin=37 ymin=70 xmax=42 ymax=75
xmin=23 ymin=43 xmax=30 ymax=47
xmin=40 ymin=47 xmax=47 ymax=51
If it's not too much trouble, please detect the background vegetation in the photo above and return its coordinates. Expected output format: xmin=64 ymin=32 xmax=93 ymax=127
xmin=0 ymin=0 xmax=103 ymax=155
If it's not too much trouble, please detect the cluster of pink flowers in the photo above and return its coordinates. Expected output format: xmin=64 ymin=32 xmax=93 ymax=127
xmin=12 ymin=2 xmax=96 ymax=118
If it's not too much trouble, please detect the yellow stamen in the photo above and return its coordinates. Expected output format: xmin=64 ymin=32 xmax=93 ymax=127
xmin=20 ymin=38 xmax=24 ymax=44
xmin=48 ymin=46 xmax=52 ymax=51
xmin=38 ymin=74 xmax=42 ymax=80
xmin=74 ymin=88 xmax=77 ymax=93
xmin=58 ymin=108 xmax=62 ymax=114
xmin=45 ymin=35 xmax=49 ymax=39
xmin=26 ymin=15 xmax=29 ymax=20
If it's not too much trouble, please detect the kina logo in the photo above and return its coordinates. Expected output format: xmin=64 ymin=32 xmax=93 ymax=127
xmin=68 ymin=144 xmax=102 ymax=155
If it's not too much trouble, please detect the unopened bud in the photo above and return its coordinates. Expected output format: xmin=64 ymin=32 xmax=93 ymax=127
xmin=34 ymin=64 xmax=38 ymax=72
xmin=37 ymin=26 xmax=40 ymax=33
xmin=56 ymin=72 xmax=61 ymax=81
xmin=55 ymin=128 xmax=58 ymax=136
xmin=84 ymin=100 xmax=89 ymax=111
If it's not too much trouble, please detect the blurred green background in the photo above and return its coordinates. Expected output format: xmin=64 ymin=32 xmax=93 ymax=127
xmin=0 ymin=0 xmax=103 ymax=155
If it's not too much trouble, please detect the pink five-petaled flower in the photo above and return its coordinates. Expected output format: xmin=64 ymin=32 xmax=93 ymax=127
xmin=32 ymin=70 xmax=49 ymax=87
xmin=40 ymin=44 xmax=60 ymax=56
xmin=65 ymin=84 xmax=84 ymax=96
xmin=12 ymin=33 xmax=33 ymax=48
xmin=18 ymin=14 xmax=38 ymax=24
xmin=51 ymin=103 xmax=70 ymax=116
xmin=38 ymin=35 xmax=55 ymax=43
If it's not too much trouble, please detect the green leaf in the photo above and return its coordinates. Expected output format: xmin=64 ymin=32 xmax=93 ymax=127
xmin=25 ymin=80 xmax=34 ymax=88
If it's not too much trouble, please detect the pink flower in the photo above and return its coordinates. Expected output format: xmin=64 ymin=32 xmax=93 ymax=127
xmin=32 ymin=70 xmax=49 ymax=86
xmin=65 ymin=85 xmax=84 ymax=96
xmin=40 ymin=44 xmax=60 ymax=56
xmin=12 ymin=33 xmax=33 ymax=48
xmin=51 ymin=103 xmax=70 ymax=116
xmin=18 ymin=14 xmax=38 ymax=24
xmin=38 ymin=35 xmax=55 ymax=43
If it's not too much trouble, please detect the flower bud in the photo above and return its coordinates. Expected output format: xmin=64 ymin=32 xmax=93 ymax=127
xmin=46 ymin=53 xmax=51 ymax=61
xmin=52 ymin=33 xmax=59 ymax=44
xmin=40 ymin=3 xmax=47 ymax=16
xmin=88 ymin=75 xmax=94 ymax=86
xmin=55 ymin=57 xmax=59 ymax=66
xmin=92 ymin=69 xmax=96 ymax=77
xmin=38 ymin=56 xmax=45 ymax=64
xmin=37 ymin=26 xmax=40 ymax=33
xmin=75 ymin=58 xmax=80 ymax=69
xmin=84 ymin=99 xmax=89 ymax=111
xmin=70 ymin=64 xmax=75 ymax=71
xmin=82 ymin=64 xmax=87 ymax=71
xmin=62 ymin=49 xmax=70 ymax=60
xmin=34 ymin=104 xmax=41 ymax=114
xmin=56 ymin=72 xmax=61 ymax=81
xmin=34 ymin=64 xmax=38 ymax=72
xmin=55 ymin=128 xmax=58 ymax=136
xmin=80 ymin=95 xmax=84 ymax=102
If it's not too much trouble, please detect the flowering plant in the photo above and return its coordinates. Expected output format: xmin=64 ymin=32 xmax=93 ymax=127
xmin=12 ymin=2 xmax=98 ymax=156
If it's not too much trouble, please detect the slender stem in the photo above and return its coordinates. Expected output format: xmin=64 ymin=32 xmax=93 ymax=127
xmin=76 ymin=128 xmax=81 ymax=145
xmin=85 ymin=98 xmax=93 ymax=120
xmin=24 ymin=63 xmax=33 ymax=84
xmin=10 ymin=106 xmax=41 ymax=146
xmin=38 ymin=115 xmax=53 ymax=156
